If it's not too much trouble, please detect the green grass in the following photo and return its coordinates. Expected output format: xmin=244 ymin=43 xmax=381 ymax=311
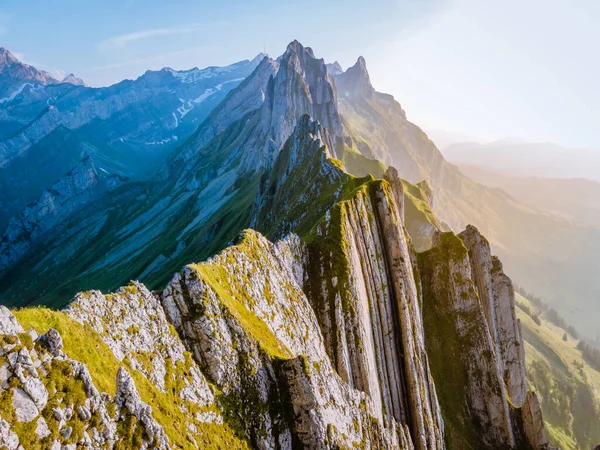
xmin=335 ymin=141 xmax=386 ymax=178
xmin=516 ymin=293 xmax=600 ymax=449
xmin=401 ymin=179 xmax=440 ymax=251
xmin=190 ymin=260 xmax=290 ymax=360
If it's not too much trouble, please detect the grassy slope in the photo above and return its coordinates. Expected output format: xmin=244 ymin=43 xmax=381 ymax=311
xmin=515 ymin=293 xmax=600 ymax=449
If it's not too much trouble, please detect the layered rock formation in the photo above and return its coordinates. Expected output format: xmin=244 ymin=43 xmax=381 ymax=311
xmin=419 ymin=230 xmax=549 ymax=449
xmin=304 ymin=174 xmax=444 ymax=450
xmin=0 ymin=174 xmax=550 ymax=449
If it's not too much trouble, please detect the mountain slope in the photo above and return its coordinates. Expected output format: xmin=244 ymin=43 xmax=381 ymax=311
xmin=0 ymin=50 xmax=263 ymax=233
xmin=515 ymin=293 xmax=600 ymax=450
xmin=0 ymin=40 xmax=552 ymax=449
xmin=443 ymin=140 xmax=600 ymax=182
xmin=0 ymin=47 xmax=61 ymax=100
xmin=0 ymin=42 xmax=342 ymax=307
xmin=2 ymin=143 xmax=547 ymax=449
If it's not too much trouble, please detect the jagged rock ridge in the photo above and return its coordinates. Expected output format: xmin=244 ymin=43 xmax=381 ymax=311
xmin=0 ymin=39 xmax=551 ymax=449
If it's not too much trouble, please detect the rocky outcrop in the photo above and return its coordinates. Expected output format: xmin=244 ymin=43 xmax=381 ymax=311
xmin=0 ymin=308 xmax=123 ymax=448
xmin=419 ymin=230 xmax=549 ymax=449
xmin=521 ymin=391 xmax=550 ymax=449
xmin=162 ymin=230 xmax=408 ymax=449
xmin=419 ymin=232 xmax=516 ymax=448
xmin=304 ymin=177 xmax=444 ymax=450
xmin=115 ymin=367 xmax=168 ymax=449
xmin=239 ymin=40 xmax=343 ymax=172
xmin=459 ymin=225 xmax=527 ymax=406
xmin=0 ymin=285 xmax=235 ymax=448
xmin=335 ymin=56 xmax=376 ymax=98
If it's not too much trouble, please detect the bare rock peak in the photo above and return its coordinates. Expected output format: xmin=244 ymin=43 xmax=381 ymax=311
xmin=0 ymin=47 xmax=18 ymax=67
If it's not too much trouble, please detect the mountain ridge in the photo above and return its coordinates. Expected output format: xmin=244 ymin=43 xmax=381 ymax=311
xmin=0 ymin=39 xmax=582 ymax=448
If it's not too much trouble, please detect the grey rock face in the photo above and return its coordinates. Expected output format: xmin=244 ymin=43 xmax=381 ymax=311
xmin=162 ymin=230 xmax=407 ymax=449
xmin=0 ymin=306 xmax=24 ymax=334
xmin=41 ymin=328 xmax=63 ymax=356
xmin=419 ymin=229 xmax=550 ymax=449
xmin=12 ymin=387 xmax=39 ymax=422
xmin=305 ymin=178 xmax=444 ymax=450
xmin=0 ymin=418 xmax=19 ymax=450
xmin=459 ymin=225 xmax=527 ymax=406
xmin=521 ymin=391 xmax=550 ymax=449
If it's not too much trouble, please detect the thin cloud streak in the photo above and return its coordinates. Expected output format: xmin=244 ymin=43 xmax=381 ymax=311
xmin=87 ymin=46 xmax=209 ymax=71
xmin=97 ymin=24 xmax=203 ymax=51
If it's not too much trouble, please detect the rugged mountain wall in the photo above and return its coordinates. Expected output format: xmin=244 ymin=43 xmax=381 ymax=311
xmin=0 ymin=157 xmax=124 ymax=272
xmin=418 ymin=230 xmax=549 ymax=449
xmin=459 ymin=225 xmax=528 ymax=407
xmin=162 ymin=230 xmax=411 ymax=449
xmin=303 ymin=174 xmax=444 ymax=450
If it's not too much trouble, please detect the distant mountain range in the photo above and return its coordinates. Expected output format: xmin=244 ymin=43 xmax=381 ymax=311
xmin=459 ymin=164 xmax=600 ymax=228
xmin=443 ymin=139 xmax=600 ymax=181
xmin=0 ymin=47 xmax=263 ymax=232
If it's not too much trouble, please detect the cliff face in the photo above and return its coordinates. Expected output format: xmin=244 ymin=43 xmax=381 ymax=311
xmin=304 ymin=175 xmax=444 ymax=450
xmin=162 ymin=231 xmax=410 ymax=449
xmin=418 ymin=230 xmax=549 ymax=449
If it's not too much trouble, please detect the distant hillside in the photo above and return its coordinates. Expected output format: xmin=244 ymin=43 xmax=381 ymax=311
xmin=516 ymin=293 xmax=600 ymax=449
xmin=459 ymin=164 xmax=600 ymax=229
xmin=444 ymin=140 xmax=600 ymax=181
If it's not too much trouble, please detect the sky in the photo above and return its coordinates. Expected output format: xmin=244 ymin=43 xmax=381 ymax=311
xmin=1 ymin=0 xmax=598 ymax=149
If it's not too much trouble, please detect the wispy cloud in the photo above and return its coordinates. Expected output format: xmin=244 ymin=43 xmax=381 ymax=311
xmin=88 ymin=46 xmax=208 ymax=71
xmin=97 ymin=24 xmax=203 ymax=52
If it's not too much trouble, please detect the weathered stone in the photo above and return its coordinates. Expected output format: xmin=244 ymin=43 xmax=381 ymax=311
xmin=41 ymin=328 xmax=63 ymax=357
xmin=522 ymin=391 xmax=550 ymax=449
xmin=12 ymin=388 xmax=38 ymax=422
xmin=0 ymin=307 xmax=23 ymax=335
xmin=0 ymin=418 xmax=19 ymax=449
xmin=459 ymin=225 xmax=528 ymax=407
xmin=35 ymin=416 xmax=50 ymax=439
xmin=115 ymin=367 xmax=168 ymax=449
xmin=77 ymin=405 xmax=91 ymax=421
xmin=60 ymin=426 xmax=72 ymax=439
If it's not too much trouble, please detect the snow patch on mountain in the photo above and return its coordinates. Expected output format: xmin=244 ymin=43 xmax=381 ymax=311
xmin=0 ymin=83 xmax=40 ymax=104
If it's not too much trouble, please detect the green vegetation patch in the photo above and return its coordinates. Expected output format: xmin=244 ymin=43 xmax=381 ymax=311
xmin=189 ymin=236 xmax=290 ymax=360
xmin=13 ymin=307 xmax=250 ymax=449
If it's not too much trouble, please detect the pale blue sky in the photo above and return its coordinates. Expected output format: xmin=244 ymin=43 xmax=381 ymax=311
xmin=1 ymin=0 xmax=598 ymax=149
